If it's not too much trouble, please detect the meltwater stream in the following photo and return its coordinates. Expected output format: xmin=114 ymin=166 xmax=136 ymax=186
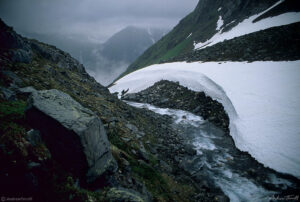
xmin=127 ymin=101 xmax=299 ymax=202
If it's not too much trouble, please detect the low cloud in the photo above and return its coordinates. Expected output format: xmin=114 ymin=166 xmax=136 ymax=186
xmin=0 ymin=0 xmax=198 ymax=43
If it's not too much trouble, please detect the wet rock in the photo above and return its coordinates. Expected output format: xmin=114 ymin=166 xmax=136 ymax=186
xmin=184 ymin=145 xmax=197 ymax=156
xmin=25 ymin=88 xmax=117 ymax=183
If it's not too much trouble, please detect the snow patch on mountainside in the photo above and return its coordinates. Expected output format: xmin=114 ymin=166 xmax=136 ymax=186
xmin=216 ymin=16 xmax=224 ymax=31
xmin=194 ymin=0 xmax=300 ymax=50
xmin=186 ymin=33 xmax=192 ymax=39
xmin=110 ymin=61 xmax=300 ymax=178
xmin=147 ymin=28 xmax=155 ymax=44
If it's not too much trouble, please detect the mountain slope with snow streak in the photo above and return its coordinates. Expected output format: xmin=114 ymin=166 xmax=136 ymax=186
xmin=194 ymin=3 xmax=300 ymax=49
xmin=121 ymin=0 xmax=300 ymax=78
xmin=110 ymin=61 xmax=300 ymax=178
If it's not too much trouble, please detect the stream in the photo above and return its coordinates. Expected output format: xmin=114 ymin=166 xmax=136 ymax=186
xmin=127 ymin=101 xmax=299 ymax=202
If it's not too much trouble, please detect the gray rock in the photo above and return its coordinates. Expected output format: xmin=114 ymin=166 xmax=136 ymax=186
xmin=105 ymin=187 xmax=148 ymax=202
xmin=124 ymin=93 xmax=137 ymax=100
xmin=192 ymin=106 xmax=201 ymax=113
xmin=159 ymin=160 xmax=173 ymax=173
xmin=11 ymin=49 xmax=32 ymax=63
xmin=25 ymin=89 xmax=117 ymax=183
xmin=26 ymin=129 xmax=42 ymax=146
xmin=0 ymin=87 xmax=16 ymax=101
xmin=126 ymin=123 xmax=139 ymax=133
xmin=27 ymin=162 xmax=41 ymax=169
xmin=1 ymin=70 xmax=23 ymax=86
xmin=18 ymin=86 xmax=36 ymax=94
xmin=184 ymin=144 xmax=197 ymax=156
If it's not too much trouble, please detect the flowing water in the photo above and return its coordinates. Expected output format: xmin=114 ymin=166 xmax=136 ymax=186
xmin=127 ymin=101 xmax=299 ymax=202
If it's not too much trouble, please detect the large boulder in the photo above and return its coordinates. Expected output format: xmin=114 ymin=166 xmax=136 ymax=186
xmin=24 ymin=88 xmax=117 ymax=183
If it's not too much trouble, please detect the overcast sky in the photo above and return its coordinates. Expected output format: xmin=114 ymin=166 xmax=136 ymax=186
xmin=0 ymin=0 xmax=198 ymax=43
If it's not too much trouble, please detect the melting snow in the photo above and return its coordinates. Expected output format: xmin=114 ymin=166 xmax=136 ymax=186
xmin=110 ymin=61 xmax=300 ymax=179
xmin=186 ymin=33 xmax=192 ymax=39
xmin=216 ymin=16 xmax=224 ymax=30
xmin=147 ymin=27 xmax=155 ymax=44
xmin=194 ymin=0 xmax=300 ymax=50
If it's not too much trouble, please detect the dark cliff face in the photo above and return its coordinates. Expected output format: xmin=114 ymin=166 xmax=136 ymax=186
xmin=120 ymin=0 xmax=296 ymax=80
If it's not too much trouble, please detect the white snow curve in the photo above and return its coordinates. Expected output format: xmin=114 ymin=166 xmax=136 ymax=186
xmin=109 ymin=61 xmax=300 ymax=179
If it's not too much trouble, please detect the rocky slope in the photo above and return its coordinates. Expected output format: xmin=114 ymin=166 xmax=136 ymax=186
xmin=0 ymin=19 xmax=230 ymax=201
xmin=123 ymin=80 xmax=229 ymax=132
xmin=166 ymin=22 xmax=300 ymax=63
xmin=119 ymin=0 xmax=300 ymax=79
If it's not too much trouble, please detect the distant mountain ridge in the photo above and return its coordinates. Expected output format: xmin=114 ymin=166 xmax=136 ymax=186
xmin=100 ymin=26 xmax=165 ymax=64
xmin=120 ymin=0 xmax=300 ymax=79
xmin=21 ymin=26 xmax=167 ymax=86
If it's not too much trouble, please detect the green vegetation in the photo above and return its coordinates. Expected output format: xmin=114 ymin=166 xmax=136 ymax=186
xmin=0 ymin=100 xmax=26 ymax=133
xmin=159 ymin=38 xmax=192 ymax=62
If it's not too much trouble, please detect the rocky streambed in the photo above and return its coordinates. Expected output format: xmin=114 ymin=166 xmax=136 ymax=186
xmin=123 ymin=80 xmax=300 ymax=202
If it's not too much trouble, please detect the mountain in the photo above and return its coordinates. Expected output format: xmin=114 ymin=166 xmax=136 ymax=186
xmin=121 ymin=0 xmax=300 ymax=78
xmin=85 ymin=26 xmax=166 ymax=86
xmin=100 ymin=26 xmax=166 ymax=64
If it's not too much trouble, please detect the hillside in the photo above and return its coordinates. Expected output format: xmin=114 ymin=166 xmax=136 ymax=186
xmin=0 ymin=19 xmax=227 ymax=201
xmin=121 ymin=0 xmax=300 ymax=78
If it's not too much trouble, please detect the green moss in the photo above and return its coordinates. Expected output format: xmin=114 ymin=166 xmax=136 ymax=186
xmin=0 ymin=100 xmax=26 ymax=119
xmin=0 ymin=100 xmax=26 ymax=133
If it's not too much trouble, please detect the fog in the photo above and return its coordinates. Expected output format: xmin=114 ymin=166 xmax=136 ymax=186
xmin=0 ymin=0 xmax=198 ymax=85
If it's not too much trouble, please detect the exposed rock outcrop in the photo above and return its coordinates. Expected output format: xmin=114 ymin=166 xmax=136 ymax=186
xmin=0 ymin=19 xmax=32 ymax=63
xmin=25 ymin=88 xmax=117 ymax=183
